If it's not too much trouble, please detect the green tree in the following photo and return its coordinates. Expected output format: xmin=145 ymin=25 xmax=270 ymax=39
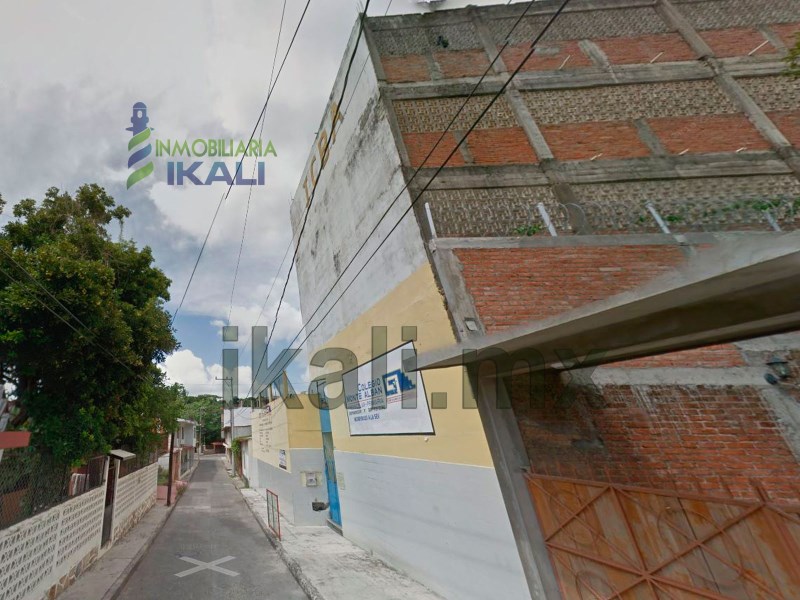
xmin=0 ymin=185 xmax=178 ymax=464
xmin=182 ymin=394 xmax=223 ymax=444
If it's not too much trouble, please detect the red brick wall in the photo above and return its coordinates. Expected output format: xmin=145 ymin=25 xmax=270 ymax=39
xmin=768 ymin=110 xmax=800 ymax=147
xmin=500 ymin=41 xmax=592 ymax=71
xmin=700 ymin=28 xmax=777 ymax=58
xmin=402 ymin=131 xmax=466 ymax=167
xmin=770 ymin=22 xmax=800 ymax=47
xmin=596 ymin=33 xmax=695 ymax=64
xmin=648 ymin=115 xmax=771 ymax=154
xmin=382 ymin=54 xmax=430 ymax=83
xmin=455 ymin=245 xmax=686 ymax=332
xmin=434 ymin=49 xmax=490 ymax=79
xmin=512 ymin=377 xmax=800 ymax=502
xmin=541 ymin=121 xmax=651 ymax=161
xmin=465 ymin=127 xmax=538 ymax=164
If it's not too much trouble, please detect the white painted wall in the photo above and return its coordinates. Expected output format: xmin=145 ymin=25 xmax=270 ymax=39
xmin=334 ymin=450 xmax=531 ymax=600
xmin=250 ymin=449 xmax=327 ymax=526
xmin=290 ymin=19 xmax=426 ymax=351
xmin=241 ymin=439 xmax=251 ymax=481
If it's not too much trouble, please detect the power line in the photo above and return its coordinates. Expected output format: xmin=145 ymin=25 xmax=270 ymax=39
xmin=249 ymin=0 xmax=373 ymax=395
xmin=245 ymin=0 xmax=536 ymax=397
xmin=255 ymin=0 xmax=572 ymax=393
xmin=228 ymin=0 xmax=288 ymax=325
xmin=343 ymin=0 xmax=394 ymax=114
xmin=0 ymin=261 xmax=152 ymax=385
xmin=170 ymin=0 xmax=312 ymax=327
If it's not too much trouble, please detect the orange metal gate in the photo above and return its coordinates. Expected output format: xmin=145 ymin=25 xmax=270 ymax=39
xmin=527 ymin=475 xmax=800 ymax=599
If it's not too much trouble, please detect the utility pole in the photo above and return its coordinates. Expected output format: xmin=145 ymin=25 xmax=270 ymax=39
xmin=216 ymin=376 xmax=234 ymax=460
xmin=166 ymin=430 xmax=175 ymax=507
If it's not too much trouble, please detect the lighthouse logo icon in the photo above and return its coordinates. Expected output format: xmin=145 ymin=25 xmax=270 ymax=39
xmin=126 ymin=102 xmax=154 ymax=189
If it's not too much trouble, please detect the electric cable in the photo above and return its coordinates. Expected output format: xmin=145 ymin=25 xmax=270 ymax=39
xmin=251 ymin=0 xmax=572 ymax=394
xmin=227 ymin=0 xmax=289 ymax=325
xmin=171 ymin=0 xmax=312 ymax=326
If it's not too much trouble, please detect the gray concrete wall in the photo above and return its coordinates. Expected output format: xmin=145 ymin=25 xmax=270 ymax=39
xmin=334 ymin=449 xmax=531 ymax=600
xmin=290 ymin=19 xmax=427 ymax=352
xmin=250 ymin=449 xmax=327 ymax=526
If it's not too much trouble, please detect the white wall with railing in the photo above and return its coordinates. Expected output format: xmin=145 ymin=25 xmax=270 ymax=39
xmin=0 ymin=485 xmax=105 ymax=600
xmin=0 ymin=460 xmax=159 ymax=600
xmin=111 ymin=462 xmax=157 ymax=543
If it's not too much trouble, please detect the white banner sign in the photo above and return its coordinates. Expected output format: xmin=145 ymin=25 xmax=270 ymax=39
xmin=343 ymin=342 xmax=434 ymax=436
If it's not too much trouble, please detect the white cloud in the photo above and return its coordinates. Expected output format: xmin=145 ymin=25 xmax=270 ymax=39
xmin=162 ymin=348 xmax=252 ymax=398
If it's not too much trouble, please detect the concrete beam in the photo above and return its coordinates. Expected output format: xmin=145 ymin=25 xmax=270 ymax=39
xmin=470 ymin=368 xmax=562 ymax=600
xmin=409 ymin=152 xmax=791 ymax=190
xmin=433 ymin=231 xmax=722 ymax=250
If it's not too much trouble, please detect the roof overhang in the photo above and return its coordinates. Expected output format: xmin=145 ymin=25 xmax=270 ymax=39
xmin=109 ymin=449 xmax=136 ymax=461
xmin=417 ymin=233 xmax=800 ymax=376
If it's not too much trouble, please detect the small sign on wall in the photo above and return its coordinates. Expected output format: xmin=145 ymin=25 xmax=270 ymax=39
xmin=279 ymin=449 xmax=287 ymax=470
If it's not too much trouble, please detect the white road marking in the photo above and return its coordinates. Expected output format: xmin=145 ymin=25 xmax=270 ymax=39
xmin=174 ymin=555 xmax=239 ymax=578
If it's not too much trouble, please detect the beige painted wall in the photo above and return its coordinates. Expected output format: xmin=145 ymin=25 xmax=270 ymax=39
xmin=311 ymin=264 xmax=492 ymax=467
xmin=252 ymin=394 xmax=323 ymax=473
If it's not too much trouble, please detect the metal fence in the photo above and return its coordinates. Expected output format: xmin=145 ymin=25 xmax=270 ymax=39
xmin=179 ymin=447 xmax=196 ymax=477
xmin=0 ymin=447 xmax=105 ymax=530
xmin=118 ymin=450 xmax=158 ymax=478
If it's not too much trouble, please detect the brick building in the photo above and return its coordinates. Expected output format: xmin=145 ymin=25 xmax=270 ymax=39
xmin=289 ymin=1 xmax=800 ymax=598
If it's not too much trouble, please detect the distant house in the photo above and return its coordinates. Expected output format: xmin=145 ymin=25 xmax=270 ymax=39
xmin=222 ymin=407 xmax=252 ymax=468
xmin=176 ymin=418 xmax=198 ymax=450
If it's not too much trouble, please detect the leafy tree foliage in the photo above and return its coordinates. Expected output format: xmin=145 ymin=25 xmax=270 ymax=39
xmin=181 ymin=394 xmax=223 ymax=443
xmin=0 ymin=185 xmax=178 ymax=464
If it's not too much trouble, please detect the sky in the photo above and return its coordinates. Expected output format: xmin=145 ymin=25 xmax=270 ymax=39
xmin=0 ymin=0 xmax=518 ymax=398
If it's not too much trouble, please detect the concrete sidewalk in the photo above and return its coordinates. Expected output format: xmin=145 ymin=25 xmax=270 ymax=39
xmin=60 ymin=503 xmax=173 ymax=600
xmin=239 ymin=488 xmax=444 ymax=600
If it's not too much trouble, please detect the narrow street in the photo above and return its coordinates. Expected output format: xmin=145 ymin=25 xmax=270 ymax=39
xmin=117 ymin=456 xmax=306 ymax=600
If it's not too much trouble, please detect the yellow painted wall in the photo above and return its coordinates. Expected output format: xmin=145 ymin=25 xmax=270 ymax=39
xmin=287 ymin=393 xmax=324 ymax=449
xmin=311 ymin=264 xmax=492 ymax=467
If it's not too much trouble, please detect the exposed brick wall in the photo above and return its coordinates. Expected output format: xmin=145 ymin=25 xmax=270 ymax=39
xmin=541 ymin=121 xmax=651 ymax=161
xmin=768 ymin=110 xmax=800 ymax=147
xmin=770 ymin=21 xmax=800 ymax=47
xmin=454 ymin=245 xmax=686 ymax=332
xmin=700 ymin=27 xmax=777 ymax=57
xmin=465 ymin=127 xmax=538 ymax=165
xmin=394 ymin=95 xmax=519 ymax=133
xmin=499 ymin=41 xmax=592 ymax=71
xmin=511 ymin=375 xmax=800 ymax=502
xmin=676 ymin=0 xmax=800 ymax=31
xmin=402 ymin=131 xmax=466 ymax=168
xmin=596 ymin=33 xmax=696 ymax=64
xmin=434 ymin=49 xmax=490 ymax=79
xmin=382 ymin=54 xmax=430 ymax=83
xmin=647 ymin=114 xmax=771 ymax=154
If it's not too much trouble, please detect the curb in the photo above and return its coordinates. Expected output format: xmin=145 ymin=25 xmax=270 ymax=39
xmin=103 ymin=457 xmax=200 ymax=600
xmin=237 ymin=484 xmax=324 ymax=600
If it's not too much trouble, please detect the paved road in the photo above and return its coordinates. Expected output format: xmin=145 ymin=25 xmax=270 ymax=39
xmin=117 ymin=456 xmax=307 ymax=600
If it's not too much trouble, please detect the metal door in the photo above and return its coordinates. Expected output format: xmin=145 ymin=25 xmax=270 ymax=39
xmin=527 ymin=474 xmax=800 ymax=599
xmin=315 ymin=382 xmax=341 ymax=527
